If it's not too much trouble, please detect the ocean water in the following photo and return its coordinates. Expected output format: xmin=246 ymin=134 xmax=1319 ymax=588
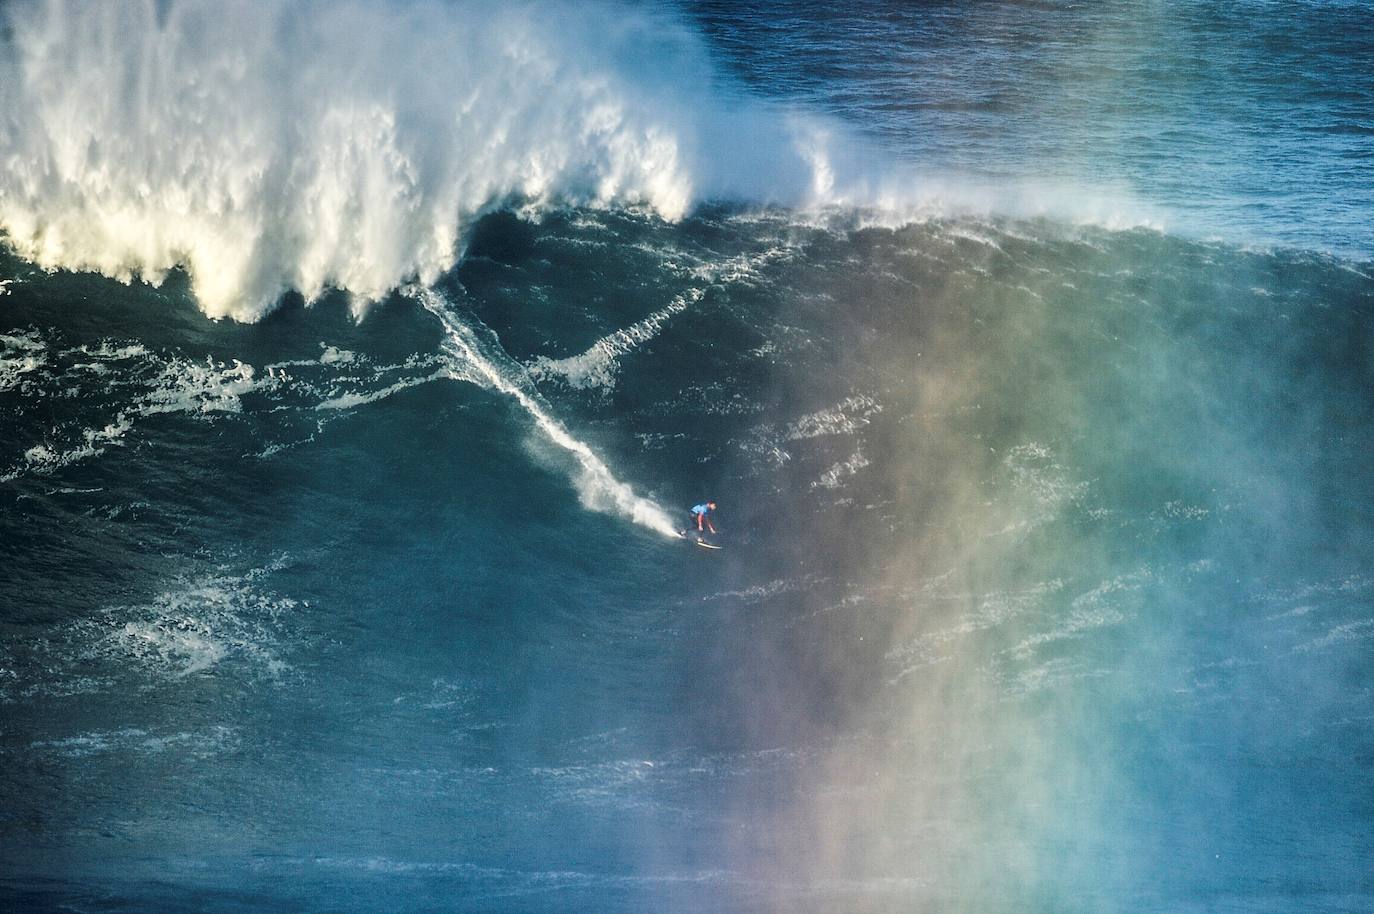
xmin=1 ymin=2 xmax=1372 ymax=913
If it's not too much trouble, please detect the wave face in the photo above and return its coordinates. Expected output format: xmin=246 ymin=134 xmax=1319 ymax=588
xmin=2 ymin=2 xmax=1374 ymax=913
xmin=4 ymin=206 xmax=1372 ymax=913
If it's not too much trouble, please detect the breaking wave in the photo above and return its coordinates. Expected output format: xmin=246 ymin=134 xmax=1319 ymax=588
xmin=0 ymin=0 xmax=1164 ymax=322
xmin=0 ymin=0 xmax=859 ymax=319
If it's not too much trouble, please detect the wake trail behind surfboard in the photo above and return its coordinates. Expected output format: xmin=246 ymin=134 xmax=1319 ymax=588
xmin=410 ymin=284 xmax=680 ymax=538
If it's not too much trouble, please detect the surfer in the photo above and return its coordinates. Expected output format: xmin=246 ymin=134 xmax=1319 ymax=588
xmin=682 ymin=501 xmax=717 ymax=539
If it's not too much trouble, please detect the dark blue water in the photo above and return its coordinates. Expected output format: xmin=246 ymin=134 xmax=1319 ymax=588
xmin=2 ymin=2 xmax=1373 ymax=912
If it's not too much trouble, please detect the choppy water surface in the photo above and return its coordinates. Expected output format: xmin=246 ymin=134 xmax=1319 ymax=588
xmin=2 ymin=2 xmax=1372 ymax=912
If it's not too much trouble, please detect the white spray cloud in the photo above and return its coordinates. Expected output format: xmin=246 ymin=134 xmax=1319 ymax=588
xmin=0 ymin=0 xmax=868 ymax=320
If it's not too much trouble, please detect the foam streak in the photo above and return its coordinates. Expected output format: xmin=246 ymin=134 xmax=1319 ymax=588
xmin=412 ymin=285 xmax=678 ymax=537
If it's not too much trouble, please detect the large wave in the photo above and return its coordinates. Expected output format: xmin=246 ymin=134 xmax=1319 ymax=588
xmin=0 ymin=0 xmax=892 ymax=320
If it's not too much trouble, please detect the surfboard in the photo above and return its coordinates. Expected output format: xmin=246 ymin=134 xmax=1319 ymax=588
xmin=679 ymin=531 xmax=723 ymax=550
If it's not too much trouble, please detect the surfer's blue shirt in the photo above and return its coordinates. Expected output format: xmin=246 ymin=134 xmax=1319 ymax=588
xmin=691 ymin=503 xmax=711 ymax=516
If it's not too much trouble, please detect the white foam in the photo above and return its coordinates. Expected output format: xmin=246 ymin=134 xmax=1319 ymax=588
xmin=6 ymin=559 xmax=299 ymax=707
xmin=0 ymin=0 xmax=815 ymax=319
xmin=319 ymin=344 xmax=356 ymax=365
xmin=705 ymin=574 xmax=828 ymax=604
xmin=0 ymin=330 xmax=46 ymax=392
xmin=812 ymin=450 xmax=870 ymax=490
xmin=886 ymin=578 xmax=1063 ymax=682
xmin=528 ymin=290 xmax=699 ymax=390
xmin=535 ymin=244 xmax=800 ymax=403
xmin=999 ymin=658 xmax=1112 ymax=697
xmin=1005 ymin=569 xmax=1152 ymax=658
xmin=78 ymin=341 xmax=149 ymax=361
xmin=990 ymin=442 xmax=1090 ymax=535
xmin=2 ymin=354 xmax=269 ymax=480
xmin=785 ymin=395 xmax=883 ymax=441
xmin=1295 ymin=618 xmax=1374 ymax=654
xmin=413 ymin=285 xmax=678 ymax=537
xmin=142 ymin=357 xmax=262 ymax=415
xmin=2 ymin=414 xmax=134 ymax=482
xmin=117 ymin=620 xmax=228 ymax=676
xmin=29 ymin=725 xmax=239 ymax=758
xmin=97 ymin=561 xmax=299 ymax=680
xmin=1 ymin=329 xmax=464 ymax=479
xmin=687 ymin=244 xmax=798 ymax=286
xmin=316 ymin=369 xmax=449 ymax=410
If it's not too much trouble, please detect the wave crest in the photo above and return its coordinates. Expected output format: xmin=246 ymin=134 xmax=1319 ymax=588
xmin=0 ymin=0 xmax=1175 ymax=321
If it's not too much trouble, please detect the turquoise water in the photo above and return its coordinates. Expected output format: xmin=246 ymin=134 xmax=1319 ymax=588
xmin=2 ymin=2 xmax=1372 ymax=912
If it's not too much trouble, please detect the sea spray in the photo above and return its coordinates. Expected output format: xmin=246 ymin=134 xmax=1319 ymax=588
xmin=0 ymin=0 xmax=842 ymax=321
xmin=410 ymin=285 xmax=679 ymax=538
